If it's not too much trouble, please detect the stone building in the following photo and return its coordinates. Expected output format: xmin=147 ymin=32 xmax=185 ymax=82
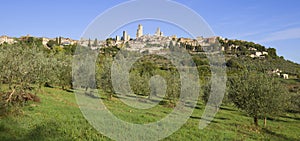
xmin=116 ymin=36 xmax=120 ymax=42
xmin=41 ymin=37 xmax=50 ymax=46
xmin=123 ymin=31 xmax=130 ymax=42
xmin=136 ymin=24 xmax=143 ymax=38
xmin=0 ymin=35 xmax=15 ymax=44
xmin=60 ymin=38 xmax=77 ymax=45
xmin=155 ymin=28 xmax=163 ymax=36
xmin=178 ymin=38 xmax=198 ymax=46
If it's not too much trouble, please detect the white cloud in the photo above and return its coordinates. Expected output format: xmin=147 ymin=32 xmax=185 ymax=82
xmin=259 ymin=27 xmax=300 ymax=43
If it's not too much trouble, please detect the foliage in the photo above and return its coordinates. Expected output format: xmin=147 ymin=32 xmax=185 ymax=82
xmin=128 ymin=55 xmax=181 ymax=102
xmin=226 ymin=59 xmax=244 ymax=70
xmin=46 ymin=40 xmax=57 ymax=48
xmin=93 ymin=38 xmax=98 ymax=47
xmin=289 ymin=93 xmax=300 ymax=113
xmin=226 ymin=57 xmax=300 ymax=77
xmin=267 ymin=48 xmax=277 ymax=58
xmin=96 ymin=56 xmax=114 ymax=99
xmin=228 ymin=71 xmax=288 ymax=126
xmin=0 ymin=43 xmax=72 ymax=114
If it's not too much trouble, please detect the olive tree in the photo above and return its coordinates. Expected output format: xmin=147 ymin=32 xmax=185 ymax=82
xmin=0 ymin=45 xmax=51 ymax=108
xmin=228 ymin=71 xmax=288 ymax=126
xmin=52 ymin=52 xmax=72 ymax=90
xmin=96 ymin=56 xmax=114 ymax=99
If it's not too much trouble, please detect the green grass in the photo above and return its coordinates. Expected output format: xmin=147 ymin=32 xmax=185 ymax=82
xmin=0 ymin=87 xmax=300 ymax=140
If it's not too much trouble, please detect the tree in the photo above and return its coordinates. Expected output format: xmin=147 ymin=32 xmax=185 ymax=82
xmin=226 ymin=59 xmax=244 ymax=70
xmin=228 ymin=71 xmax=288 ymax=126
xmin=55 ymin=37 xmax=59 ymax=45
xmin=129 ymin=70 xmax=150 ymax=97
xmin=93 ymin=38 xmax=98 ymax=47
xmin=58 ymin=36 xmax=62 ymax=45
xmin=47 ymin=40 xmax=57 ymax=48
xmin=0 ymin=45 xmax=52 ymax=112
xmin=267 ymin=48 xmax=277 ymax=58
xmin=237 ymin=46 xmax=249 ymax=55
xmin=53 ymin=52 xmax=72 ymax=90
xmin=88 ymin=38 xmax=91 ymax=47
xmin=289 ymin=94 xmax=300 ymax=113
xmin=202 ymin=82 xmax=211 ymax=104
xmin=96 ymin=56 xmax=114 ymax=99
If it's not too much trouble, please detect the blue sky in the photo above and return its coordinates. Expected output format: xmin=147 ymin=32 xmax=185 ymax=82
xmin=0 ymin=0 xmax=299 ymax=63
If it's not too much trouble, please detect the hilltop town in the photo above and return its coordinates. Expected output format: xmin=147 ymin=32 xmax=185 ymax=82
xmin=75 ymin=24 xmax=262 ymax=56
xmin=1 ymin=24 xmax=292 ymax=78
xmin=0 ymin=34 xmax=77 ymax=47
xmin=1 ymin=24 xmax=273 ymax=60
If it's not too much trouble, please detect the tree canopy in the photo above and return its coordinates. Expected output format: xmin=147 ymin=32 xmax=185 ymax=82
xmin=228 ymin=71 xmax=288 ymax=126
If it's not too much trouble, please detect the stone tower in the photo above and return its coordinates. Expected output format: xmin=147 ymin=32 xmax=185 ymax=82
xmin=155 ymin=27 xmax=163 ymax=36
xmin=116 ymin=35 xmax=120 ymax=42
xmin=123 ymin=31 xmax=130 ymax=42
xmin=136 ymin=24 xmax=143 ymax=38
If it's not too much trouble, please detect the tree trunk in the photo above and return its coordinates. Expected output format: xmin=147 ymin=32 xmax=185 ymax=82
xmin=254 ymin=116 xmax=258 ymax=126
xmin=109 ymin=94 xmax=113 ymax=100
xmin=264 ymin=117 xmax=267 ymax=127
xmin=6 ymin=89 xmax=16 ymax=103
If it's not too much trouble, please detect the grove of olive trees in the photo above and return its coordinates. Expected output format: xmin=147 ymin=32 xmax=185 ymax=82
xmin=0 ymin=41 xmax=73 ymax=115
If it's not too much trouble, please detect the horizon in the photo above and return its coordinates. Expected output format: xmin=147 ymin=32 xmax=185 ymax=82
xmin=1 ymin=0 xmax=299 ymax=63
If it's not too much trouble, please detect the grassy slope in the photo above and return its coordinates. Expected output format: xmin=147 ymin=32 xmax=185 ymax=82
xmin=0 ymin=87 xmax=299 ymax=141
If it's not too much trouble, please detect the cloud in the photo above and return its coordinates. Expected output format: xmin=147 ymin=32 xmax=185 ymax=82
xmin=259 ymin=27 xmax=300 ymax=43
xmin=230 ymin=30 xmax=264 ymax=39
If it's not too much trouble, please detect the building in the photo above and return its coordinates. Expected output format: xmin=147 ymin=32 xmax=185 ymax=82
xmin=250 ymin=51 xmax=269 ymax=58
xmin=207 ymin=36 xmax=218 ymax=43
xmin=155 ymin=28 xmax=163 ymax=36
xmin=116 ymin=36 xmax=120 ymax=41
xmin=60 ymin=38 xmax=77 ymax=46
xmin=136 ymin=24 xmax=143 ymax=38
xmin=282 ymin=74 xmax=289 ymax=79
xmin=171 ymin=35 xmax=177 ymax=40
xmin=248 ymin=47 xmax=257 ymax=51
xmin=262 ymin=51 xmax=268 ymax=55
xmin=178 ymin=38 xmax=198 ymax=46
xmin=0 ymin=35 xmax=15 ymax=44
xmin=123 ymin=31 xmax=130 ymax=42
xmin=255 ymin=52 xmax=263 ymax=56
xmin=41 ymin=37 xmax=51 ymax=46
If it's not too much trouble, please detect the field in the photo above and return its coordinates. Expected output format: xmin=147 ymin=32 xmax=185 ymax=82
xmin=0 ymin=87 xmax=299 ymax=141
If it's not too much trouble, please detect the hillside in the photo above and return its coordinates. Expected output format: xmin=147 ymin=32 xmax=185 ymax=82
xmin=0 ymin=87 xmax=299 ymax=140
xmin=0 ymin=35 xmax=300 ymax=140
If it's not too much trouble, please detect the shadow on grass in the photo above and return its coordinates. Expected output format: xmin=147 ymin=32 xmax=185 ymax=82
xmin=220 ymin=106 xmax=236 ymax=112
xmin=215 ymin=117 xmax=229 ymax=120
xmin=0 ymin=120 xmax=72 ymax=141
xmin=82 ymin=92 xmax=101 ymax=99
xmin=262 ymin=128 xmax=297 ymax=141
xmin=190 ymin=116 xmax=218 ymax=123
xmin=194 ymin=105 xmax=202 ymax=110
xmin=115 ymin=94 xmax=168 ymax=104
xmin=268 ymin=117 xmax=289 ymax=123
xmin=24 ymin=121 xmax=72 ymax=141
xmin=280 ymin=115 xmax=300 ymax=121
xmin=65 ymin=89 xmax=74 ymax=93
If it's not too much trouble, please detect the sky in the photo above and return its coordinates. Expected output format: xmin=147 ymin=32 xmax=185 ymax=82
xmin=0 ymin=0 xmax=299 ymax=63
